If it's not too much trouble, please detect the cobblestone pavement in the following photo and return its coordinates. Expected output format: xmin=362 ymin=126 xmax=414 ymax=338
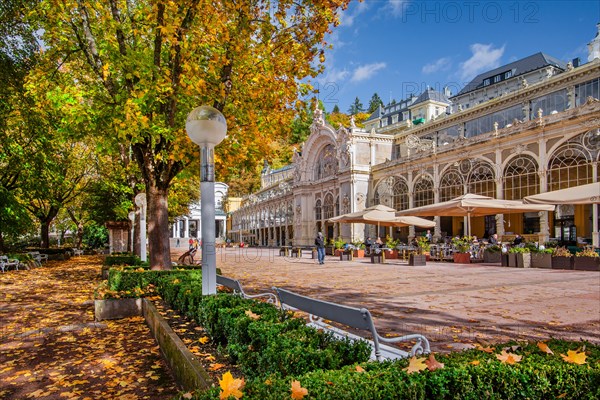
xmin=173 ymin=247 xmax=600 ymax=351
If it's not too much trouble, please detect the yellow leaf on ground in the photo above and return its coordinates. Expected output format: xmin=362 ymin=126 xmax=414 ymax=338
xmin=425 ymin=354 xmax=445 ymax=371
xmin=496 ymin=350 xmax=522 ymax=365
xmin=403 ymin=356 xmax=428 ymax=374
xmin=245 ymin=310 xmax=260 ymax=320
xmin=209 ymin=363 xmax=225 ymax=371
xmin=474 ymin=344 xmax=494 ymax=353
xmin=470 ymin=360 xmax=480 ymax=366
xmin=199 ymin=336 xmax=210 ymax=344
xmin=182 ymin=393 xmax=193 ymax=399
xmin=537 ymin=342 xmax=554 ymax=355
xmin=560 ymin=350 xmax=587 ymax=365
xmin=219 ymin=371 xmax=245 ymax=400
xmin=291 ymin=380 xmax=308 ymax=399
xmin=355 ymin=365 xmax=365 ymax=373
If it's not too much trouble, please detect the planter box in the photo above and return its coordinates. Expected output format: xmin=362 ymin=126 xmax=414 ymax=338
xmin=334 ymin=249 xmax=343 ymax=257
xmin=573 ymin=256 xmax=600 ymax=271
xmin=516 ymin=253 xmax=531 ymax=268
xmin=501 ymin=253 xmax=509 ymax=266
xmin=95 ymin=298 xmax=142 ymax=321
xmin=385 ymin=249 xmax=398 ymax=259
xmin=326 ymin=247 xmax=334 ymax=256
xmin=483 ymin=250 xmax=502 ymax=263
xmin=531 ymin=253 xmax=552 ymax=269
xmin=339 ymin=251 xmax=353 ymax=261
xmin=408 ymin=254 xmax=426 ymax=266
xmin=551 ymin=256 xmax=573 ymax=270
xmin=453 ymin=252 xmax=470 ymax=264
xmin=507 ymin=253 xmax=518 ymax=267
xmin=353 ymin=249 xmax=365 ymax=258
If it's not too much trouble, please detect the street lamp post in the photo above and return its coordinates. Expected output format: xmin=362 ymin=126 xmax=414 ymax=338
xmin=134 ymin=193 xmax=147 ymax=262
xmin=186 ymin=106 xmax=227 ymax=295
xmin=128 ymin=211 xmax=136 ymax=253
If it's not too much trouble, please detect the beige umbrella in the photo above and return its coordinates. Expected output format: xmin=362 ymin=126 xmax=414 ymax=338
xmin=328 ymin=204 xmax=436 ymax=228
xmin=395 ymin=193 xmax=555 ymax=236
xmin=523 ymin=182 xmax=600 ymax=204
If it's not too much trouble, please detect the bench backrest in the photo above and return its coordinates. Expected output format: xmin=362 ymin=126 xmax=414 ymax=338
xmin=0 ymin=256 xmax=7 ymax=263
xmin=216 ymin=274 xmax=243 ymax=293
xmin=273 ymin=287 xmax=377 ymax=334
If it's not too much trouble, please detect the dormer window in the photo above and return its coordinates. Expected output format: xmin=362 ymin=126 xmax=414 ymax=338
xmin=505 ymin=70 xmax=513 ymax=79
xmin=483 ymin=78 xmax=491 ymax=86
xmin=493 ymin=75 xmax=501 ymax=83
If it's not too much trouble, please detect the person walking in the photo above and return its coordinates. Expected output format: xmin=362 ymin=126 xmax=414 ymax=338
xmin=315 ymin=232 xmax=326 ymax=265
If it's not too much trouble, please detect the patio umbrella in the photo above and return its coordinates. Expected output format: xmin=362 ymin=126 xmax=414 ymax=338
xmin=395 ymin=194 xmax=555 ymax=236
xmin=328 ymin=204 xmax=436 ymax=228
xmin=523 ymin=182 xmax=600 ymax=204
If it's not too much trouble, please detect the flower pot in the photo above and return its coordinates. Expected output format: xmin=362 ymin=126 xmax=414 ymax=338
xmin=339 ymin=250 xmax=353 ymax=261
xmin=409 ymin=254 xmax=426 ymax=266
xmin=551 ymin=256 xmax=573 ymax=270
xmin=371 ymin=252 xmax=385 ymax=264
xmin=483 ymin=250 xmax=502 ymax=263
xmin=516 ymin=253 xmax=531 ymax=268
xmin=453 ymin=252 xmax=470 ymax=264
xmin=353 ymin=249 xmax=365 ymax=258
xmin=531 ymin=253 xmax=552 ymax=269
xmin=573 ymin=256 xmax=600 ymax=271
xmin=500 ymin=253 xmax=509 ymax=266
xmin=507 ymin=253 xmax=518 ymax=267
xmin=334 ymin=249 xmax=343 ymax=257
xmin=385 ymin=249 xmax=398 ymax=259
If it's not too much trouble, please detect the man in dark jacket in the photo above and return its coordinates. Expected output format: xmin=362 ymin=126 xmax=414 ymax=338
xmin=315 ymin=232 xmax=325 ymax=264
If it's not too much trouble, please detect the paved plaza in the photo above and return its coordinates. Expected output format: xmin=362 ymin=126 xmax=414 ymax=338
xmin=176 ymin=247 xmax=600 ymax=351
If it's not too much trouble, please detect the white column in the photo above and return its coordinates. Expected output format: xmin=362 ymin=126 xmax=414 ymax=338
xmin=593 ymin=163 xmax=599 ymax=247
xmin=183 ymin=217 xmax=190 ymax=238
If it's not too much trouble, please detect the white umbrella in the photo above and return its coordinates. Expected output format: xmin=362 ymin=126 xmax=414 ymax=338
xmin=396 ymin=194 xmax=555 ymax=236
xmin=328 ymin=204 xmax=435 ymax=229
xmin=523 ymin=182 xmax=600 ymax=204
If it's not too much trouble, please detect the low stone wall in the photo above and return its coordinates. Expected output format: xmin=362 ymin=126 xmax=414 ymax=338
xmin=94 ymin=298 xmax=211 ymax=392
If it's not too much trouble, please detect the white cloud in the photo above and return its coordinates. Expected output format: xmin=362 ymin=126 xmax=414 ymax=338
xmin=384 ymin=0 xmax=410 ymax=17
xmin=459 ymin=43 xmax=505 ymax=81
xmin=422 ymin=57 xmax=451 ymax=74
xmin=351 ymin=62 xmax=387 ymax=82
xmin=339 ymin=1 xmax=370 ymax=27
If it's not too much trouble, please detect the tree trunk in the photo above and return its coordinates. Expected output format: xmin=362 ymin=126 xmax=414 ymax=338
xmin=0 ymin=231 xmax=5 ymax=253
xmin=40 ymin=220 xmax=51 ymax=248
xmin=148 ymin=184 xmax=172 ymax=270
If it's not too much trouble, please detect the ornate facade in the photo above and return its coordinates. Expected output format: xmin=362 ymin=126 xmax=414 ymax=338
xmin=230 ymin=26 xmax=600 ymax=247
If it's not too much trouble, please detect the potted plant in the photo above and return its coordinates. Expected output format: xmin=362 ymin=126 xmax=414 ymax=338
xmin=385 ymin=236 xmax=399 ymax=259
xmin=451 ymin=236 xmax=472 ymax=264
xmin=530 ymin=247 xmax=553 ymax=269
xmin=333 ymin=237 xmax=345 ymax=257
xmin=352 ymin=241 xmax=365 ymax=258
xmin=573 ymin=247 xmax=600 ymax=271
xmin=551 ymin=246 xmax=573 ymax=270
xmin=508 ymin=246 xmax=531 ymax=268
xmin=483 ymin=244 xmax=502 ymax=263
xmin=416 ymin=237 xmax=431 ymax=260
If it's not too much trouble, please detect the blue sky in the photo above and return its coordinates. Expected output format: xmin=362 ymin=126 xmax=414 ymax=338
xmin=311 ymin=0 xmax=600 ymax=113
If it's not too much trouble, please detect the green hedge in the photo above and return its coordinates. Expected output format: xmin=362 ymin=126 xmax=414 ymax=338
xmin=107 ymin=268 xmax=202 ymax=293
xmin=104 ymin=254 xmax=143 ymax=266
xmin=188 ymin=340 xmax=600 ymax=399
xmin=156 ymin=277 xmax=370 ymax=380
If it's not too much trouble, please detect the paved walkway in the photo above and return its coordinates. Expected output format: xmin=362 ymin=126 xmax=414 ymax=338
xmin=193 ymin=247 xmax=600 ymax=350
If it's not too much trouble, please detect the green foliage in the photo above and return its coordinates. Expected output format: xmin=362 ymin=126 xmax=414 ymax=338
xmin=485 ymin=244 xmax=502 ymax=253
xmin=367 ymin=93 xmax=384 ymax=113
xmin=107 ymin=268 xmax=201 ymax=294
xmin=333 ymin=237 xmax=345 ymax=250
xmin=347 ymin=96 xmax=364 ymax=114
xmin=191 ymin=340 xmax=600 ymax=399
xmin=451 ymin=236 xmax=472 ymax=253
xmin=82 ymin=222 xmax=108 ymax=249
xmin=508 ymin=246 xmax=530 ymax=254
xmin=104 ymin=254 xmax=142 ymax=267
xmin=416 ymin=236 xmax=430 ymax=253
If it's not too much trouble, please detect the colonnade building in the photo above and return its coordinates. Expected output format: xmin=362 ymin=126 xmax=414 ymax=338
xmin=229 ymin=25 xmax=600 ymax=247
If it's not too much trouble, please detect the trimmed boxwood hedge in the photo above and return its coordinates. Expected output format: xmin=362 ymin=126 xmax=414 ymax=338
xmin=187 ymin=340 xmax=600 ymax=399
xmin=107 ymin=268 xmax=203 ymax=292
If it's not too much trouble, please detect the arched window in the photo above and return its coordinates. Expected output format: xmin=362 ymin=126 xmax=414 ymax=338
xmin=314 ymin=144 xmax=337 ymax=180
xmin=374 ymin=177 xmax=394 ymax=207
xmin=468 ymin=161 xmax=495 ymax=197
xmin=503 ymin=155 xmax=539 ymax=200
xmin=413 ymin=176 xmax=434 ymax=208
xmin=323 ymin=194 xmax=334 ymax=220
xmin=315 ymin=199 xmax=322 ymax=221
xmin=439 ymin=168 xmax=464 ymax=201
xmin=547 ymin=142 xmax=592 ymax=191
xmin=393 ymin=178 xmax=409 ymax=211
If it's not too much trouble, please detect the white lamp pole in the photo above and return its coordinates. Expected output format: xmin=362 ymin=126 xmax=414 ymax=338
xmin=128 ymin=211 xmax=136 ymax=253
xmin=134 ymin=193 xmax=147 ymax=262
xmin=186 ymin=106 xmax=227 ymax=295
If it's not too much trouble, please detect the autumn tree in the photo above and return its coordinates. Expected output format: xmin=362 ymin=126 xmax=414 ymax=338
xmin=367 ymin=92 xmax=384 ymax=113
xmin=31 ymin=0 xmax=351 ymax=268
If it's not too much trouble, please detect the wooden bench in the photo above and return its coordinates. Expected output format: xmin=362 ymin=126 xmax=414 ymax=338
xmin=216 ymin=274 xmax=277 ymax=304
xmin=0 ymin=256 xmax=20 ymax=273
xmin=273 ymin=287 xmax=430 ymax=361
xmin=72 ymin=249 xmax=84 ymax=256
xmin=27 ymin=251 xmax=48 ymax=264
